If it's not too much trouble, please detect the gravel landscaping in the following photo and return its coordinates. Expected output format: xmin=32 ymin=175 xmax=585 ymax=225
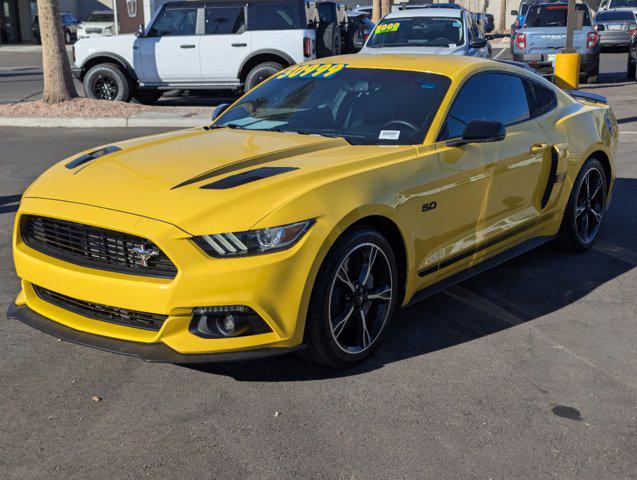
xmin=0 ymin=98 xmax=211 ymax=118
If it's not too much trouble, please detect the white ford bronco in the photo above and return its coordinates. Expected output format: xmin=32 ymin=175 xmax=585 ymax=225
xmin=71 ymin=0 xmax=329 ymax=103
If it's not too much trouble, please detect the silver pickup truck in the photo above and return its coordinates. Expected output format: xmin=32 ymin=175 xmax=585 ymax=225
xmin=512 ymin=2 xmax=600 ymax=83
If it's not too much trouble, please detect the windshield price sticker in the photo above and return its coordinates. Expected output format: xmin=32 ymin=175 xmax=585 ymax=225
xmin=277 ymin=64 xmax=348 ymax=80
xmin=376 ymin=22 xmax=400 ymax=34
xmin=379 ymin=130 xmax=401 ymax=140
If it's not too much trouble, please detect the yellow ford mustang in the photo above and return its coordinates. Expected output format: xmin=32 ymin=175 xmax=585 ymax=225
xmin=8 ymin=55 xmax=617 ymax=367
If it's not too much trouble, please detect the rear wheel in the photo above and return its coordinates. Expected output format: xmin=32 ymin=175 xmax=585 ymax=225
xmin=244 ymin=61 xmax=284 ymax=92
xmin=628 ymin=57 xmax=636 ymax=80
xmin=64 ymin=29 xmax=72 ymax=45
xmin=83 ymin=63 xmax=132 ymax=102
xmin=303 ymin=228 xmax=399 ymax=367
xmin=556 ymin=158 xmax=607 ymax=252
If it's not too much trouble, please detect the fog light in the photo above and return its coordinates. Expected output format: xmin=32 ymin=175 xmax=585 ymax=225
xmin=219 ymin=315 xmax=237 ymax=336
xmin=189 ymin=305 xmax=272 ymax=338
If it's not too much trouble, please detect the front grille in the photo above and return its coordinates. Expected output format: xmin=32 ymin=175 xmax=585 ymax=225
xmin=21 ymin=215 xmax=177 ymax=278
xmin=34 ymin=285 xmax=167 ymax=331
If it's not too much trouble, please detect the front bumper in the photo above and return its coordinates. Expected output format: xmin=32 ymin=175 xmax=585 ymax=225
xmin=7 ymin=302 xmax=304 ymax=363
xmin=12 ymin=197 xmax=327 ymax=359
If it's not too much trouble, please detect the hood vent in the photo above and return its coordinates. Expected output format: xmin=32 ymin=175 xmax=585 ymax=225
xmin=200 ymin=167 xmax=298 ymax=189
xmin=65 ymin=145 xmax=121 ymax=169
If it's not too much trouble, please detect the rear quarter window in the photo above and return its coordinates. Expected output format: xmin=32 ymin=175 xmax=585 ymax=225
xmin=248 ymin=2 xmax=304 ymax=30
xmin=524 ymin=79 xmax=558 ymax=118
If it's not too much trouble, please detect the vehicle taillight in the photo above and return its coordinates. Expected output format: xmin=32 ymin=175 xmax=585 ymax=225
xmin=516 ymin=33 xmax=526 ymax=50
xmin=629 ymin=23 xmax=637 ymax=33
xmin=303 ymin=37 xmax=312 ymax=57
xmin=586 ymin=31 xmax=598 ymax=49
xmin=363 ymin=33 xmax=369 ymax=43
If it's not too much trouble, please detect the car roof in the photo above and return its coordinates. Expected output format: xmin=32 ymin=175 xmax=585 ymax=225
xmin=385 ymin=7 xmax=464 ymax=19
xmin=309 ymin=54 xmax=503 ymax=78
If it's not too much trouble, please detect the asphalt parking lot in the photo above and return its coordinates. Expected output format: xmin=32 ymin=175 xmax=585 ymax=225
xmin=0 ymin=51 xmax=635 ymax=479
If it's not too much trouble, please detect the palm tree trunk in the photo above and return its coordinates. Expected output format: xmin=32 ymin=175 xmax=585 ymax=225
xmin=381 ymin=0 xmax=391 ymax=18
xmin=37 ymin=0 xmax=77 ymax=104
xmin=372 ymin=0 xmax=381 ymax=24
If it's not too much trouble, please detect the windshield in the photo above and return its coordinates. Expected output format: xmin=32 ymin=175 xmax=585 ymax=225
xmin=610 ymin=0 xmax=637 ymax=7
xmin=87 ymin=13 xmax=114 ymax=22
xmin=525 ymin=4 xmax=591 ymax=27
xmin=367 ymin=16 xmax=464 ymax=48
xmin=213 ymin=66 xmax=450 ymax=145
xmin=595 ymin=10 xmax=635 ymax=21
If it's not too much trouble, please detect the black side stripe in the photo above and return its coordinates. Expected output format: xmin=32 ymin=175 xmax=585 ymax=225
xmin=418 ymin=212 xmax=556 ymax=277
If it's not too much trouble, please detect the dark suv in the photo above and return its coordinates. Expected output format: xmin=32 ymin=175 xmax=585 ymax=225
xmin=32 ymin=12 xmax=79 ymax=44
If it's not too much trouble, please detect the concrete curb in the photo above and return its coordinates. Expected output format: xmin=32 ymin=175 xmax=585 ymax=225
xmin=0 ymin=116 xmax=207 ymax=128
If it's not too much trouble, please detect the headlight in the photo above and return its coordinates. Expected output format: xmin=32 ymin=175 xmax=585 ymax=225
xmin=193 ymin=219 xmax=315 ymax=257
xmin=103 ymin=26 xmax=113 ymax=34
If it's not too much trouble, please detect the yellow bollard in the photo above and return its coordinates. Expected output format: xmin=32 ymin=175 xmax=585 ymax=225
xmin=554 ymin=52 xmax=581 ymax=90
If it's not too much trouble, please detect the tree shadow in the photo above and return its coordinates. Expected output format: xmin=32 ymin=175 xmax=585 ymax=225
xmin=185 ymin=178 xmax=636 ymax=381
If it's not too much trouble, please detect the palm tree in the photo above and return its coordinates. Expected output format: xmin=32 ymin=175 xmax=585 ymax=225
xmin=37 ymin=0 xmax=77 ymax=103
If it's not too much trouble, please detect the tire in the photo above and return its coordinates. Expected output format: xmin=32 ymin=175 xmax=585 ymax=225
xmin=133 ymin=89 xmax=163 ymax=105
xmin=64 ymin=30 xmax=71 ymax=45
xmin=317 ymin=22 xmax=341 ymax=57
xmin=556 ymin=158 xmax=608 ymax=253
xmin=83 ymin=63 xmax=132 ymax=102
xmin=303 ymin=227 xmax=400 ymax=367
xmin=586 ymin=59 xmax=600 ymax=84
xmin=628 ymin=58 xmax=636 ymax=80
xmin=244 ymin=61 xmax=284 ymax=92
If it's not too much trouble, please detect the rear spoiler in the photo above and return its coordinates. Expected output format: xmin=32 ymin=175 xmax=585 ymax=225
xmin=567 ymin=90 xmax=608 ymax=105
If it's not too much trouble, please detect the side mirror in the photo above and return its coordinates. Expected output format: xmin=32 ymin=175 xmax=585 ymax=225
xmin=136 ymin=24 xmax=145 ymax=37
xmin=470 ymin=38 xmax=488 ymax=49
xmin=211 ymin=103 xmax=230 ymax=121
xmin=447 ymin=120 xmax=506 ymax=147
xmin=511 ymin=10 xmax=518 ymax=15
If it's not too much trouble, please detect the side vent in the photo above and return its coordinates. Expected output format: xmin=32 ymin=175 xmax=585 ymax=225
xmin=540 ymin=146 xmax=559 ymax=210
xmin=65 ymin=145 xmax=121 ymax=169
xmin=200 ymin=167 xmax=298 ymax=190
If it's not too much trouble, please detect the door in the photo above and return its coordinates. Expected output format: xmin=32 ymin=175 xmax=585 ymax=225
xmin=139 ymin=5 xmax=201 ymax=83
xmin=428 ymin=72 xmax=553 ymax=278
xmin=199 ymin=5 xmax=249 ymax=83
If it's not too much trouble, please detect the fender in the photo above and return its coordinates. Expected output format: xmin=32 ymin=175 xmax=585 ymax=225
xmin=80 ymin=52 xmax=139 ymax=82
xmin=238 ymin=49 xmax=296 ymax=78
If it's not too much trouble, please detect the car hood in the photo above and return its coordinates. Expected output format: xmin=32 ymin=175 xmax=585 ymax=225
xmin=361 ymin=45 xmax=466 ymax=55
xmin=75 ymin=32 xmax=136 ymax=50
xmin=78 ymin=22 xmax=115 ymax=28
xmin=24 ymin=128 xmax=416 ymax=235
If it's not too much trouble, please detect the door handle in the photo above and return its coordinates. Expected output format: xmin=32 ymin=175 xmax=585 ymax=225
xmin=232 ymin=43 xmax=247 ymax=47
xmin=530 ymin=142 xmax=548 ymax=154
xmin=180 ymin=44 xmax=196 ymax=49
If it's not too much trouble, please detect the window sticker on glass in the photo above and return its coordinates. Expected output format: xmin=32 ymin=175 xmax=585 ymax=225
xmin=379 ymin=130 xmax=401 ymax=140
xmin=375 ymin=22 xmax=400 ymax=34
xmin=452 ymin=20 xmax=461 ymax=28
xmin=277 ymin=63 xmax=348 ymax=79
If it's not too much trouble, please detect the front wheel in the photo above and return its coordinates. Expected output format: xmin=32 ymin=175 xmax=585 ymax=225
xmin=83 ymin=63 xmax=132 ymax=102
xmin=64 ymin=30 xmax=72 ymax=45
xmin=556 ymin=158 xmax=607 ymax=252
xmin=303 ymin=228 xmax=399 ymax=367
xmin=628 ymin=57 xmax=636 ymax=80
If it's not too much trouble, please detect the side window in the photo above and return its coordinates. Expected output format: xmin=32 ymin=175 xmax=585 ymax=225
xmin=441 ymin=73 xmax=531 ymax=140
xmin=148 ymin=7 xmax=198 ymax=36
xmin=205 ymin=7 xmax=245 ymax=35
xmin=248 ymin=2 xmax=303 ymax=30
xmin=524 ymin=79 xmax=557 ymax=118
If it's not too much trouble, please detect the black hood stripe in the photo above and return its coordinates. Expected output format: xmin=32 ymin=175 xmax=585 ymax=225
xmin=170 ymin=139 xmax=344 ymax=190
xmin=200 ymin=167 xmax=299 ymax=189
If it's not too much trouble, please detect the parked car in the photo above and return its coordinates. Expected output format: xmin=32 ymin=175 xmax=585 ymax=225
xmin=9 ymin=56 xmax=618 ymax=367
xmin=512 ymin=2 xmax=600 ymax=83
xmin=599 ymin=0 xmax=637 ymax=15
xmin=353 ymin=6 xmax=372 ymax=18
xmin=76 ymin=10 xmax=115 ymax=40
xmin=593 ymin=9 xmax=637 ymax=51
xmin=510 ymin=0 xmax=563 ymax=52
xmin=628 ymin=30 xmax=637 ymax=78
xmin=360 ymin=8 xmax=490 ymax=58
xmin=316 ymin=1 xmax=347 ymax=56
xmin=475 ymin=12 xmax=495 ymax=35
xmin=32 ymin=12 xmax=79 ymax=44
xmin=72 ymin=0 xmax=322 ymax=103
xmin=343 ymin=11 xmax=374 ymax=53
